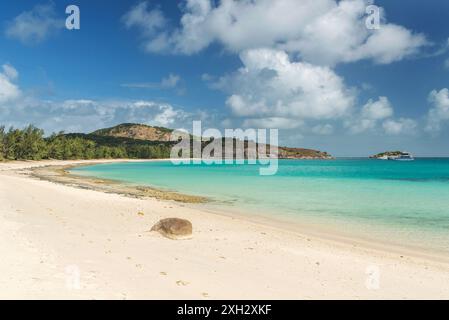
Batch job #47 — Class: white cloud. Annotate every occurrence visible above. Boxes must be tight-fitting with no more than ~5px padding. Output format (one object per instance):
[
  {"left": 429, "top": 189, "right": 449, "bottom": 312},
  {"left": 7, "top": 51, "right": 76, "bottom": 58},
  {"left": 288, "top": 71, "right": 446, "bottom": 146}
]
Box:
[
  {"left": 2, "top": 64, "right": 19, "bottom": 80},
  {"left": 121, "top": 73, "right": 181, "bottom": 90},
  {"left": 5, "top": 3, "right": 64, "bottom": 44},
  {"left": 347, "top": 24, "right": 427, "bottom": 64},
  {"left": 361, "top": 96, "right": 393, "bottom": 120},
  {"left": 126, "top": 0, "right": 427, "bottom": 66},
  {"left": 426, "top": 88, "right": 449, "bottom": 132},
  {"left": 216, "top": 48, "right": 355, "bottom": 129},
  {"left": 121, "top": 0, "right": 428, "bottom": 137},
  {"left": 346, "top": 96, "right": 397, "bottom": 134},
  {"left": 34, "top": 99, "right": 185, "bottom": 133},
  {"left": 242, "top": 117, "right": 302, "bottom": 129},
  {"left": 344, "top": 96, "right": 418, "bottom": 136},
  {"left": 382, "top": 118, "right": 417, "bottom": 135},
  {"left": 121, "top": 1, "right": 170, "bottom": 53},
  {"left": 161, "top": 73, "right": 181, "bottom": 88},
  {"left": 121, "top": 1, "right": 166, "bottom": 35},
  {"left": 0, "top": 64, "right": 191, "bottom": 133},
  {"left": 130, "top": 100, "right": 184, "bottom": 126},
  {"left": 1, "top": 96, "right": 188, "bottom": 134},
  {"left": 346, "top": 118, "right": 376, "bottom": 134},
  {"left": 311, "top": 124, "right": 334, "bottom": 135},
  {"left": 0, "top": 64, "right": 21, "bottom": 104},
  {"left": 281, "top": 2, "right": 426, "bottom": 65}
]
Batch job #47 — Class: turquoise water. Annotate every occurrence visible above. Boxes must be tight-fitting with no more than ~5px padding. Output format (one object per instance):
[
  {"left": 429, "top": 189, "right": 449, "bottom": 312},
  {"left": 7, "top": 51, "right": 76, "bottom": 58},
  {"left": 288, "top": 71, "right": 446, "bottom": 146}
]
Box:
[{"left": 72, "top": 159, "right": 449, "bottom": 252}]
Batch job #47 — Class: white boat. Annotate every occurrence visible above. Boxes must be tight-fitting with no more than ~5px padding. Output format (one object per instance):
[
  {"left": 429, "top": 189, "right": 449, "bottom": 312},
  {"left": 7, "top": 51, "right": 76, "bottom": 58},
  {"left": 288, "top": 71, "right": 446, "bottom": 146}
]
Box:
[{"left": 392, "top": 152, "right": 414, "bottom": 161}]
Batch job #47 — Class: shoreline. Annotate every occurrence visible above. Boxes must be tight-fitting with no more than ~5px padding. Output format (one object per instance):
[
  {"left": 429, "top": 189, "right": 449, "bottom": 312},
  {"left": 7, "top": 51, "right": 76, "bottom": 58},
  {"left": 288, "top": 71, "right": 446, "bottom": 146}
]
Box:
[
  {"left": 30, "top": 162, "right": 209, "bottom": 204},
  {"left": 201, "top": 204, "right": 449, "bottom": 266},
  {"left": 47, "top": 160, "right": 449, "bottom": 265},
  {"left": 1, "top": 159, "right": 449, "bottom": 299}
]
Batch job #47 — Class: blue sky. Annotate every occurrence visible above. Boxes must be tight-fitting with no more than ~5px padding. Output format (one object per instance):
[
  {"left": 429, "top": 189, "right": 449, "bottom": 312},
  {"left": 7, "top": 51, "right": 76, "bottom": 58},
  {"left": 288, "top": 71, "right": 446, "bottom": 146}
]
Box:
[{"left": 0, "top": 0, "right": 449, "bottom": 156}]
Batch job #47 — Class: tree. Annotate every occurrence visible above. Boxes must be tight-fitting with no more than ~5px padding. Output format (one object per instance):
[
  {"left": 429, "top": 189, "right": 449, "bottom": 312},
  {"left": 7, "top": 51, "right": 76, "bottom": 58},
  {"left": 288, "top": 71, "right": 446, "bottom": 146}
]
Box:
[
  {"left": 4, "top": 128, "right": 23, "bottom": 160},
  {"left": 0, "top": 126, "right": 5, "bottom": 160},
  {"left": 20, "top": 125, "right": 47, "bottom": 160},
  {"left": 47, "top": 133, "right": 65, "bottom": 159}
]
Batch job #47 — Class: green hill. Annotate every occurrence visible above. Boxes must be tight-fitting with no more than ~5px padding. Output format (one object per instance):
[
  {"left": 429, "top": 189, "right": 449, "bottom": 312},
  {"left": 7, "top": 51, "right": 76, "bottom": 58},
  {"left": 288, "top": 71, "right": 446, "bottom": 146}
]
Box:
[
  {"left": 92, "top": 123, "right": 174, "bottom": 142},
  {"left": 0, "top": 123, "right": 333, "bottom": 160}
]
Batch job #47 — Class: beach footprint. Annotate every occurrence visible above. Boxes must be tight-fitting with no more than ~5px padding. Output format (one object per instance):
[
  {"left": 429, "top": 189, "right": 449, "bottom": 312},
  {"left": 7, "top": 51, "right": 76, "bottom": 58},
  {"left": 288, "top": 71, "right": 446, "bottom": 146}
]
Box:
[{"left": 176, "top": 280, "right": 189, "bottom": 286}]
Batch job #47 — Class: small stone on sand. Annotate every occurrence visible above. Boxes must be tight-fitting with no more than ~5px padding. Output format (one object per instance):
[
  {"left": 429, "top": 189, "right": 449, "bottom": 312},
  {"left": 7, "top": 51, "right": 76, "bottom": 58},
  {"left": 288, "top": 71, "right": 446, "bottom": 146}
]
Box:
[{"left": 150, "top": 218, "right": 193, "bottom": 240}]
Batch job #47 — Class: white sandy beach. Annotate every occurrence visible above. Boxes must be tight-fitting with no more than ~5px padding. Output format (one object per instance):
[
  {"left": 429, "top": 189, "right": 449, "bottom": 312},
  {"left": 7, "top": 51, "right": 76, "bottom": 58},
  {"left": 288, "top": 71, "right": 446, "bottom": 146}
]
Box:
[{"left": 1, "top": 160, "right": 449, "bottom": 299}]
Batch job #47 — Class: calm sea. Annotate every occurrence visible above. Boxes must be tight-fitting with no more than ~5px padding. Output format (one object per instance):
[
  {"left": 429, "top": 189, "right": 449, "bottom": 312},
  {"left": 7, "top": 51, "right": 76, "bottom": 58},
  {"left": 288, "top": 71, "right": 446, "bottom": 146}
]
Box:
[{"left": 72, "top": 159, "right": 449, "bottom": 253}]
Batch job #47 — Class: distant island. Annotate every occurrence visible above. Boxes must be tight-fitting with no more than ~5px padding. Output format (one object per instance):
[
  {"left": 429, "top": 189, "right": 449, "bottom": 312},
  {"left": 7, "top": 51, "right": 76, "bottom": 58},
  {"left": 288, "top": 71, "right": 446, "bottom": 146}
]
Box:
[
  {"left": 0, "top": 123, "right": 333, "bottom": 161},
  {"left": 370, "top": 151, "right": 414, "bottom": 160}
]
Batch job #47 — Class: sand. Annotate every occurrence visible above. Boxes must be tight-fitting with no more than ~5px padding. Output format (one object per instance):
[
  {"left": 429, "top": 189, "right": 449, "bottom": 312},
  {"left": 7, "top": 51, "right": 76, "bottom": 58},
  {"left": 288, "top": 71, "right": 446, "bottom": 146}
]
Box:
[{"left": 1, "top": 159, "right": 449, "bottom": 299}]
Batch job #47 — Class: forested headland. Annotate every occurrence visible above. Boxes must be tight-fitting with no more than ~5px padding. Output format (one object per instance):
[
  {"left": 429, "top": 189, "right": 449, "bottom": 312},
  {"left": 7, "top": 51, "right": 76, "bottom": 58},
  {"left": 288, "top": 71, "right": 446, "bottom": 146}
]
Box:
[
  {"left": 0, "top": 123, "right": 332, "bottom": 161},
  {"left": 0, "top": 125, "right": 173, "bottom": 161}
]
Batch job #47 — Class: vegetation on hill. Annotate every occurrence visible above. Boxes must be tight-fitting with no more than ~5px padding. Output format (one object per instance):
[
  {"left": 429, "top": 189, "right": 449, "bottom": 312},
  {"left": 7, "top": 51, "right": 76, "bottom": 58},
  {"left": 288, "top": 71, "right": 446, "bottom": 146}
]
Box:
[
  {"left": 0, "top": 123, "right": 333, "bottom": 161},
  {"left": 369, "top": 151, "right": 404, "bottom": 159},
  {"left": 92, "top": 123, "right": 175, "bottom": 141},
  {"left": 278, "top": 146, "right": 332, "bottom": 159},
  {"left": 0, "top": 125, "right": 172, "bottom": 160}
]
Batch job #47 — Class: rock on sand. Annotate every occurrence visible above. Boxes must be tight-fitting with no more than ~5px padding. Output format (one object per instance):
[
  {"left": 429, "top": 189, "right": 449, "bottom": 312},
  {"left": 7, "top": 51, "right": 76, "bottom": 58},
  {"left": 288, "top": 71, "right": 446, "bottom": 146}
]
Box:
[{"left": 150, "top": 218, "right": 193, "bottom": 240}]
